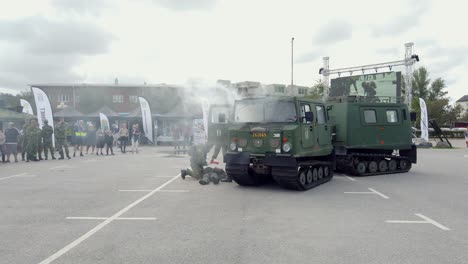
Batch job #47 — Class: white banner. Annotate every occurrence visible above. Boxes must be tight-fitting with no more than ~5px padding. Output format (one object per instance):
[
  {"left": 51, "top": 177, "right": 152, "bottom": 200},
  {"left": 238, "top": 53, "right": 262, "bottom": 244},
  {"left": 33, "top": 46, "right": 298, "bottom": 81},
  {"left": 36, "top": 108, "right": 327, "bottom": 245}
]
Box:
[
  {"left": 201, "top": 100, "right": 210, "bottom": 141},
  {"left": 20, "top": 99, "right": 34, "bottom": 115},
  {"left": 419, "top": 98, "right": 429, "bottom": 141},
  {"left": 138, "top": 97, "right": 153, "bottom": 143},
  {"left": 31, "top": 87, "right": 55, "bottom": 147},
  {"left": 99, "top": 113, "right": 110, "bottom": 133}
]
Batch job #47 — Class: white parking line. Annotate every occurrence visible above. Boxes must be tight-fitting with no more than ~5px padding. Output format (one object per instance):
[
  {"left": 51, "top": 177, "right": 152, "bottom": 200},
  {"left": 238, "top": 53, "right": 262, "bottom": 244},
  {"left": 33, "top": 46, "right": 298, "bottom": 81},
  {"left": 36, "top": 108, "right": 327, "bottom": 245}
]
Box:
[
  {"left": 66, "top": 217, "right": 156, "bottom": 220},
  {"left": 386, "top": 213, "right": 450, "bottom": 231},
  {"left": 49, "top": 165, "right": 74, "bottom": 170},
  {"left": 368, "top": 188, "right": 390, "bottom": 199},
  {"left": 119, "top": 190, "right": 152, "bottom": 192},
  {"left": 38, "top": 174, "right": 180, "bottom": 264},
  {"left": 119, "top": 189, "right": 189, "bottom": 193},
  {"left": 0, "top": 173, "right": 36, "bottom": 181},
  {"left": 415, "top": 213, "right": 451, "bottom": 231},
  {"left": 344, "top": 188, "right": 390, "bottom": 199},
  {"left": 346, "top": 176, "right": 356, "bottom": 181}
]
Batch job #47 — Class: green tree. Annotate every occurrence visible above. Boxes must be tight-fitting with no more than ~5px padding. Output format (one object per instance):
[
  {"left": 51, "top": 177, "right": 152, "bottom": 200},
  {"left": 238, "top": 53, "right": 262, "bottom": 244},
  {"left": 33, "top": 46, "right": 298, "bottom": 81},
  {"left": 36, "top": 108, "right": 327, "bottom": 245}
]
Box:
[
  {"left": 307, "top": 79, "right": 325, "bottom": 99},
  {"left": 428, "top": 78, "right": 448, "bottom": 101},
  {"left": 411, "top": 67, "right": 430, "bottom": 99},
  {"left": 409, "top": 66, "right": 461, "bottom": 127}
]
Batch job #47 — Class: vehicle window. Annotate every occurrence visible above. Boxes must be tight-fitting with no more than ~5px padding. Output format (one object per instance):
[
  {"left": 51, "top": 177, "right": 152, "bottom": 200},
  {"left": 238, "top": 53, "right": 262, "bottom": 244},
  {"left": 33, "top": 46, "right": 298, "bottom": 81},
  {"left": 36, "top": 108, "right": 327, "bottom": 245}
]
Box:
[
  {"left": 316, "top": 105, "right": 326, "bottom": 124},
  {"left": 301, "top": 104, "right": 311, "bottom": 123},
  {"left": 210, "top": 106, "right": 230, "bottom": 124},
  {"left": 234, "top": 99, "right": 297, "bottom": 123},
  {"left": 386, "top": 110, "right": 398, "bottom": 123},
  {"left": 364, "top": 109, "right": 377, "bottom": 123}
]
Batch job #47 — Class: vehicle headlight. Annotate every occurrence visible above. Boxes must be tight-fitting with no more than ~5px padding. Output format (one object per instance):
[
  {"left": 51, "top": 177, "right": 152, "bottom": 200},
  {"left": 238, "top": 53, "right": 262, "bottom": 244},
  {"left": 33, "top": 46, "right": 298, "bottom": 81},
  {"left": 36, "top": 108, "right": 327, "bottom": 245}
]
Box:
[
  {"left": 282, "top": 142, "right": 292, "bottom": 153},
  {"left": 230, "top": 142, "right": 237, "bottom": 151}
]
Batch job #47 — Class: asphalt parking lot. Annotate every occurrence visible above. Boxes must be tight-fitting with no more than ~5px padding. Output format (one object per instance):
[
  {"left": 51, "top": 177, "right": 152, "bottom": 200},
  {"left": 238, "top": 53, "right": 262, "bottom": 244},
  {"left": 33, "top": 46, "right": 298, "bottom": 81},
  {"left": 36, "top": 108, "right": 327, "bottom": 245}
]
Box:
[{"left": 0, "top": 146, "right": 467, "bottom": 264}]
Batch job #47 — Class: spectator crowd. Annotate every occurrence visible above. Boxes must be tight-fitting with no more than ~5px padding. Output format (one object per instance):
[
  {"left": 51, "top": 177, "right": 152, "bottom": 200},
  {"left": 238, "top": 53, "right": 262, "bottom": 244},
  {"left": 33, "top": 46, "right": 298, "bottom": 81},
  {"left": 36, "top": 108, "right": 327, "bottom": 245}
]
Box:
[{"left": 0, "top": 119, "right": 143, "bottom": 164}]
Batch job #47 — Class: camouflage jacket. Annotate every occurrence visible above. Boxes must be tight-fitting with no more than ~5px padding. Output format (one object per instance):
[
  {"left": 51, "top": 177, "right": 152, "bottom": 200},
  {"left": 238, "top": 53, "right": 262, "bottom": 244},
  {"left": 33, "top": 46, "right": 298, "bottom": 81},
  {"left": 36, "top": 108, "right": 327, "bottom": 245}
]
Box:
[
  {"left": 55, "top": 123, "right": 68, "bottom": 141},
  {"left": 41, "top": 124, "right": 54, "bottom": 143}
]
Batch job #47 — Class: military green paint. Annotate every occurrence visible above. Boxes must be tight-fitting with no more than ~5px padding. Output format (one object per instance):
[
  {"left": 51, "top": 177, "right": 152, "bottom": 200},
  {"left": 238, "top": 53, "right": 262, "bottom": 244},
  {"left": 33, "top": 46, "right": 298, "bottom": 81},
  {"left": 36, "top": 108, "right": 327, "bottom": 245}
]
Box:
[{"left": 328, "top": 101, "right": 412, "bottom": 150}]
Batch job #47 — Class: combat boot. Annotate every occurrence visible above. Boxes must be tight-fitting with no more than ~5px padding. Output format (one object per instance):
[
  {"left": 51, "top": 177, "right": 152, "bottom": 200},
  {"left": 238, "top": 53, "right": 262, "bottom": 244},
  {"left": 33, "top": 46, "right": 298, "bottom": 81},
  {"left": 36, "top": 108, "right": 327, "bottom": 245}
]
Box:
[
  {"left": 199, "top": 173, "right": 211, "bottom": 185},
  {"left": 38, "top": 156, "right": 43, "bottom": 160},
  {"left": 52, "top": 156, "right": 56, "bottom": 160},
  {"left": 45, "top": 156, "right": 48, "bottom": 160},
  {"left": 67, "top": 155, "right": 71, "bottom": 159},
  {"left": 181, "top": 170, "right": 187, "bottom": 180},
  {"left": 59, "top": 155, "right": 64, "bottom": 160}
]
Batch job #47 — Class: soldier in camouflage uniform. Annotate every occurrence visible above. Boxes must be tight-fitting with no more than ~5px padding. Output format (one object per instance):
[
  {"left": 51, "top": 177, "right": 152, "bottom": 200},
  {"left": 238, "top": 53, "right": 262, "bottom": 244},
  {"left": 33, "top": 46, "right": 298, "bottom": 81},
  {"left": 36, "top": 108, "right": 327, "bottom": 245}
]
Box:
[
  {"left": 181, "top": 144, "right": 231, "bottom": 185},
  {"left": 20, "top": 121, "right": 30, "bottom": 161},
  {"left": 25, "top": 119, "right": 40, "bottom": 162},
  {"left": 41, "top": 120, "right": 56, "bottom": 160},
  {"left": 55, "top": 118, "right": 71, "bottom": 160}
]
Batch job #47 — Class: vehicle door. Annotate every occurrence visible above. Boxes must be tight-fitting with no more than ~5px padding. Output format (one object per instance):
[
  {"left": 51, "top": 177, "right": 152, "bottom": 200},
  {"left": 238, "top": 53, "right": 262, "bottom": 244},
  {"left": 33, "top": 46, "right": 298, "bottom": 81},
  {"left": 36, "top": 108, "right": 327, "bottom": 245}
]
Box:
[{"left": 299, "top": 102, "right": 316, "bottom": 148}]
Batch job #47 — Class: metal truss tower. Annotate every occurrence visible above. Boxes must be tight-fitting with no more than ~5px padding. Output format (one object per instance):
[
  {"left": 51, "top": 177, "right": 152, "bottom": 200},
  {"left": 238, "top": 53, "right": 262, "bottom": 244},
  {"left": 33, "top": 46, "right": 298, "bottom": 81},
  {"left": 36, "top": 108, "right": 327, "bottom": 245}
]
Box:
[{"left": 320, "top": 43, "right": 419, "bottom": 110}]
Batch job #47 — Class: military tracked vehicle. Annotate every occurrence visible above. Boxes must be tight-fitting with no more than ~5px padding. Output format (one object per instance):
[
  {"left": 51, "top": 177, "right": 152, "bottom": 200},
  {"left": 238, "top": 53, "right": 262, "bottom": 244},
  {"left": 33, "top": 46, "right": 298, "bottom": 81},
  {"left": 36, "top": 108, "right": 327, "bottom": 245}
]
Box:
[
  {"left": 223, "top": 97, "right": 335, "bottom": 190},
  {"left": 221, "top": 95, "right": 417, "bottom": 191},
  {"left": 327, "top": 96, "right": 417, "bottom": 176}
]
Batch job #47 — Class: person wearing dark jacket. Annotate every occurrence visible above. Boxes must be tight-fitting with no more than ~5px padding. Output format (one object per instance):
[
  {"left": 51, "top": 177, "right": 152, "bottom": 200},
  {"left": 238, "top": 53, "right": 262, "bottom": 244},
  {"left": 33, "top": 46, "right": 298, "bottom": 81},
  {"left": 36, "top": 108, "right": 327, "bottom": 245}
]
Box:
[{"left": 104, "top": 128, "right": 114, "bottom": 155}]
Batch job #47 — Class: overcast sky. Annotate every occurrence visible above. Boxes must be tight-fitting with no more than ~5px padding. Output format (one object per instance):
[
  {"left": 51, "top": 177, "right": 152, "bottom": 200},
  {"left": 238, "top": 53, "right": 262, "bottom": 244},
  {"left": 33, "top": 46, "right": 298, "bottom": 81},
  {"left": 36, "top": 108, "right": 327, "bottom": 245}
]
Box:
[{"left": 0, "top": 0, "right": 467, "bottom": 101}]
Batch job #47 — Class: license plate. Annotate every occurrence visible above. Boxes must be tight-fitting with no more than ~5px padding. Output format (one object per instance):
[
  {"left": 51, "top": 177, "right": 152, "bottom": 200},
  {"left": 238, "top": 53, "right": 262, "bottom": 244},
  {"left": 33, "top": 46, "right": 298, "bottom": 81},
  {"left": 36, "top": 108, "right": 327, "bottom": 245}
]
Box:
[{"left": 252, "top": 132, "right": 267, "bottom": 138}]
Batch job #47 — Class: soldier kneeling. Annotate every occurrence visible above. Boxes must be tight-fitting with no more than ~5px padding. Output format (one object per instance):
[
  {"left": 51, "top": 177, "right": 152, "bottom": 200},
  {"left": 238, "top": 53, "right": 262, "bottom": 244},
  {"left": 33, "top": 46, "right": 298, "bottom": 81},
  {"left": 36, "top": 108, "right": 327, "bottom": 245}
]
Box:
[{"left": 181, "top": 145, "right": 231, "bottom": 185}]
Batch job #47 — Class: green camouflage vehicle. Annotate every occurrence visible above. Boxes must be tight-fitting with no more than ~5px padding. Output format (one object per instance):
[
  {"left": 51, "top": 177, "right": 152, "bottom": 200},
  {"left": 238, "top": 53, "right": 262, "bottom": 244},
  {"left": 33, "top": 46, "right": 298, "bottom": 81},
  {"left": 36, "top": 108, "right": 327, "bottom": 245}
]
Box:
[
  {"left": 224, "top": 96, "right": 335, "bottom": 190},
  {"left": 327, "top": 96, "right": 417, "bottom": 176},
  {"left": 223, "top": 95, "right": 417, "bottom": 191}
]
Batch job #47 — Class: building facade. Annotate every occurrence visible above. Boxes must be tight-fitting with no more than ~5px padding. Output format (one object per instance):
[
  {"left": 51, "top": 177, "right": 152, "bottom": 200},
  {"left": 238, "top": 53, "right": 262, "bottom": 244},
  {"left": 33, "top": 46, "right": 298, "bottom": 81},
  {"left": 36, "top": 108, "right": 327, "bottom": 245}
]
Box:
[
  {"left": 29, "top": 83, "right": 181, "bottom": 114},
  {"left": 455, "top": 95, "right": 468, "bottom": 116}
]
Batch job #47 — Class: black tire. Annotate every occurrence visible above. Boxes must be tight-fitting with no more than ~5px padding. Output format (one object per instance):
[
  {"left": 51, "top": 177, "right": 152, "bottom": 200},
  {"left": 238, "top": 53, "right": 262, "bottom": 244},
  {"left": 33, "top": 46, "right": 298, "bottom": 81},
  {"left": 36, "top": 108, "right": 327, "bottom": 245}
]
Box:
[
  {"left": 388, "top": 159, "right": 397, "bottom": 171},
  {"left": 378, "top": 160, "right": 388, "bottom": 172},
  {"left": 299, "top": 170, "right": 307, "bottom": 187},
  {"left": 399, "top": 159, "right": 410, "bottom": 170},
  {"left": 306, "top": 169, "right": 313, "bottom": 184},
  {"left": 312, "top": 168, "right": 318, "bottom": 181},
  {"left": 368, "top": 161, "right": 378, "bottom": 173},
  {"left": 318, "top": 166, "right": 324, "bottom": 179},
  {"left": 356, "top": 162, "right": 366, "bottom": 175}
]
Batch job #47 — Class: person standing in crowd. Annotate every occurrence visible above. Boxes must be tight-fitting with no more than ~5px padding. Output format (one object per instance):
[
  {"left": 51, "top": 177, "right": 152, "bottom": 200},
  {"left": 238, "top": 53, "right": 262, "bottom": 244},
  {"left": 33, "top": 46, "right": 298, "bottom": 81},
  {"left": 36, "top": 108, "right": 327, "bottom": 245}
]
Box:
[
  {"left": 20, "top": 121, "right": 30, "bottom": 161},
  {"left": 105, "top": 128, "right": 115, "bottom": 155},
  {"left": 183, "top": 121, "right": 192, "bottom": 150},
  {"left": 4, "top": 122, "right": 20, "bottom": 162},
  {"left": 96, "top": 128, "right": 105, "bottom": 155},
  {"left": 37, "top": 122, "right": 44, "bottom": 161},
  {"left": 172, "top": 124, "right": 181, "bottom": 152},
  {"left": 41, "top": 120, "right": 56, "bottom": 160},
  {"left": 25, "top": 119, "right": 40, "bottom": 162},
  {"left": 465, "top": 130, "right": 468, "bottom": 148},
  {"left": 131, "top": 123, "right": 141, "bottom": 154},
  {"left": 118, "top": 123, "right": 129, "bottom": 153},
  {"left": 73, "top": 120, "right": 86, "bottom": 157},
  {"left": 86, "top": 124, "right": 96, "bottom": 155},
  {"left": 0, "top": 129, "right": 5, "bottom": 163},
  {"left": 112, "top": 124, "right": 119, "bottom": 146},
  {"left": 55, "top": 118, "right": 71, "bottom": 160}
]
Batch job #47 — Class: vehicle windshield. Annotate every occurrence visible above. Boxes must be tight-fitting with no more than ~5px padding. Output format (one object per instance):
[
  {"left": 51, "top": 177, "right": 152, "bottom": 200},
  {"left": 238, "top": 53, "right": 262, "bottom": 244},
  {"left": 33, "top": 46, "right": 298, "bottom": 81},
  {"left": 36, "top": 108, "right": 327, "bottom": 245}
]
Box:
[{"left": 233, "top": 99, "right": 297, "bottom": 123}]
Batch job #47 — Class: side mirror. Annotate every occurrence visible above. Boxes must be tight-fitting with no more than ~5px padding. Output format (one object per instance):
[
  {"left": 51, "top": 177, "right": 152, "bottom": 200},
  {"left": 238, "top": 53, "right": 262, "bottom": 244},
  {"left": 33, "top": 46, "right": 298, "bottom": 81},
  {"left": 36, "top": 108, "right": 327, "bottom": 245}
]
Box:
[
  {"left": 410, "top": 111, "right": 417, "bottom": 122},
  {"left": 218, "top": 113, "right": 226, "bottom": 123},
  {"left": 305, "top": 111, "right": 314, "bottom": 122}
]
